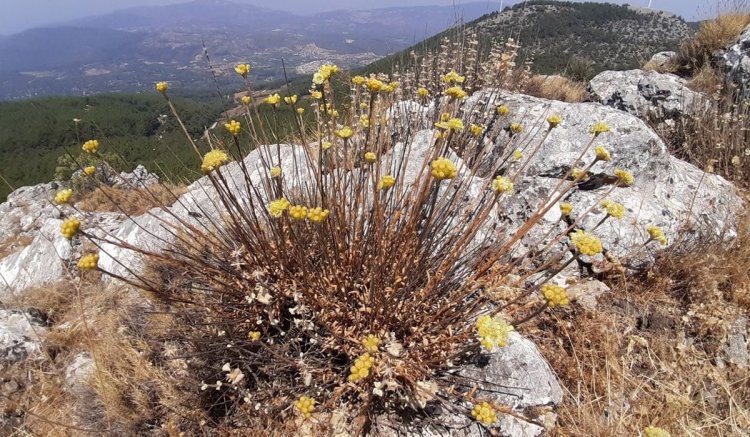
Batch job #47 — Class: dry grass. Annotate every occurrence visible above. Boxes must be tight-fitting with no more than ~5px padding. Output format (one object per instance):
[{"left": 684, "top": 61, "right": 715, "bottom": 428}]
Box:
[
  {"left": 534, "top": 211, "right": 750, "bottom": 436},
  {"left": 0, "top": 234, "right": 34, "bottom": 259},
  {"left": 524, "top": 75, "right": 588, "bottom": 103},
  {"left": 673, "top": 13, "right": 750, "bottom": 75},
  {"left": 77, "top": 183, "right": 186, "bottom": 215}
]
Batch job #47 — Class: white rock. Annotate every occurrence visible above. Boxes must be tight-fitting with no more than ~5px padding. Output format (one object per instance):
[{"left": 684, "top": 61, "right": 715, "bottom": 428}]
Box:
[{"left": 0, "top": 309, "right": 46, "bottom": 362}]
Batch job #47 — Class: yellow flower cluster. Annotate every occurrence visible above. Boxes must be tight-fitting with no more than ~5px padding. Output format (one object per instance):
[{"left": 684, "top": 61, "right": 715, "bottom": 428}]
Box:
[
  {"left": 417, "top": 87, "right": 429, "bottom": 98},
  {"left": 571, "top": 168, "right": 589, "bottom": 181},
  {"left": 570, "top": 230, "right": 603, "bottom": 256},
  {"left": 362, "top": 334, "right": 380, "bottom": 353},
  {"left": 496, "top": 105, "right": 510, "bottom": 116},
  {"left": 234, "top": 63, "right": 251, "bottom": 77},
  {"left": 541, "top": 284, "right": 570, "bottom": 307},
  {"left": 322, "top": 141, "right": 332, "bottom": 151},
  {"left": 435, "top": 118, "right": 464, "bottom": 132},
  {"left": 335, "top": 126, "right": 354, "bottom": 139},
  {"left": 201, "top": 150, "right": 229, "bottom": 173},
  {"left": 307, "top": 207, "right": 330, "bottom": 223},
  {"left": 296, "top": 108, "right": 305, "bottom": 115},
  {"left": 547, "top": 114, "right": 562, "bottom": 128},
  {"left": 348, "top": 352, "right": 375, "bottom": 382},
  {"left": 224, "top": 120, "right": 241, "bottom": 136},
  {"left": 284, "top": 95, "right": 298, "bottom": 105},
  {"left": 442, "top": 71, "right": 465, "bottom": 84},
  {"left": 476, "top": 315, "right": 514, "bottom": 351},
  {"left": 359, "top": 114, "right": 370, "bottom": 128},
  {"left": 270, "top": 166, "right": 282, "bottom": 178},
  {"left": 311, "top": 90, "right": 322, "bottom": 100},
  {"left": 614, "top": 168, "right": 634, "bottom": 186},
  {"left": 55, "top": 189, "right": 73, "bottom": 204},
  {"left": 644, "top": 426, "right": 671, "bottom": 437},
  {"left": 470, "top": 124, "right": 484, "bottom": 137},
  {"left": 590, "top": 121, "right": 610, "bottom": 135},
  {"left": 265, "top": 93, "right": 281, "bottom": 106},
  {"left": 267, "top": 198, "right": 290, "bottom": 218},
  {"left": 471, "top": 401, "right": 497, "bottom": 425},
  {"left": 381, "top": 81, "right": 398, "bottom": 93},
  {"left": 559, "top": 202, "right": 573, "bottom": 216},
  {"left": 431, "top": 158, "right": 457, "bottom": 180},
  {"left": 352, "top": 75, "right": 366, "bottom": 85},
  {"left": 83, "top": 166, "right": 96, "bottom": 176},
  {"left": 378, "top": 175, "right": 396, "bottom": 190},
  {"left": 365, "top": 78, "right": 384, "bottom": 93},
  {"left": 294, "top": 396, "right": 316, "bottom": 419},
  {"left": 647, "top": 226, "right": 668, "bottom": 245},
  {"left": 595, "top": 145, "right": 611, "bottom": 161},
  {"left": 289, "top": 205, "right": 308, "bottom": 221},
  {"left": 155, "top": 81, "right": 168, "bottom": 94},
  {"left": 512, "top": 149, "right": 523, "bottom": 161},
  {"left": 510, "top": 123, "right": 523, "bottom": 134},
  {"left": 313, "top": 64, "right": 339, "bottom": 84},
  {"left": 82, "top": 139, "right": 99, "bottom": 154},
  {"left": 77, "top": 253, "right": 99, "bottom": 270},
  {"left": 241, "top": 95, "right": 252, "bottom": 106},
  {"left": 248, "top": 331, "right": 261, "bottom": 341},
  {"left": 491, "top": 176, "right": 514, "bottom": 194},
  {"left": 60, "top": 217, "right": 80, "bottom": 240},
  {"left": 600, "top": 199, "right": 625, "bottom": 219},
  {"left": 364, "top": 152, "right": 377, "bottom": 163},
  {"left": 444, "top": 86, "right": 467, "bottom": 99}
]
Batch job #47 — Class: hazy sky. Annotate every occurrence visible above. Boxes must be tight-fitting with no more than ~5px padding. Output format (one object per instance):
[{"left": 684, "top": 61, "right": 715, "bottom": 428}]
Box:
[{"left": 0, "top": 0, "right": 714, "bottom": 35}]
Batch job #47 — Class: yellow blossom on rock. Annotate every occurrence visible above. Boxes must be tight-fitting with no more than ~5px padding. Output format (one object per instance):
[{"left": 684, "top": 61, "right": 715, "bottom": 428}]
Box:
[
  {"left": 364, "top": 151, "right": 377, "bottom": 163},
  {"left": 431, "top": 157, "right": 457, "bottom": 180},
  {"left": 284, "top": 95, "right": 298, "bottom": 105},
  {"left": 417, "top": 87, "right": 429, "bottom": 98},
  {"left": 201, "top": 149, "right": 229, "bottom": 173},
  {"left": 248, "top": 331, "right": 261, "bottom": 341},
  {"left": 267, "top": 198, "right": 290, "bottom": 218},
  {"left": 155, "top": 81, "right": 168, "bottom": 94},
  {"left": 294, "top": 396, "right": 316, "bottom": 419},
  {"left": 600, "top": 199, "right": 625, "bottom": 219},
  {"left": 77, "top": 253, "right": 99, "bottom": 270},
  {"left": 496, "top": 105, "right": 510, "bottom": 116},
  {"left": 234, "top": 63, "right": 251, "bottom": 77},
  {"left": 476, "top": 315, "right": 514, "bottom": 351},
  {"left": 541, "top": 284, "right": 569, "bottom": 307},
  {"left": 547, "top": 114, "right": 562, "bottom": 128},
  {"left": 435, "top": 118, "right": 464, "bottom": 132},
  {"left": 590, "top": 121, "right": 610, "bottom": 136},
  {"left": 365, "top": 78, "right": 384, "bottom": 93},
  {"left": 351, "top": 75, "right": 366, "bottom": 86},
  {"left": 265, "top": 93, "right": 281, "bottom": 106},
  {"left": 491, "top": 176, "right": 514, "bottom": 194},
  {"left": 595, "top": 145, "right": 611, "bottom": 161},
  {"left": 644, "top": 426, "right": 671, "bottom": 437},
  {"left": 362, "top": 334, "right": 380, "bottom": 353},
  {"left": 308, "top": 207, "right": 330, "bottom": 223},
  {"left": 444, "top": 86, "right": 467, "bottom": 99},
  {"left": 241, "top": 95, "right": 252, "bottom": 106},
  {"left": 55, "top": 189, "right": 73, "bottom": 204},
  {"left": 348, "top": 352, "right": 375, "bottom": 382},
  {"left": 82, "top": 139, "right": 99, "bottom": 154},
  {"left": 60, "top": 217, "right": 81, "bottom": 240},
  {"left": 335, "top": 126, "right": 354, "bottom": 139},
  {"left": 470, "top": 124, "right": 484, "bottom": 137},
  {"left": 321, "top": 141, "right": 332, "bottom": 151},
  {"left": 378, "top": 175, "right": 396, "bottom": 190},
  {"left": 614, "top": 168, "right": 634, "bottom": 186},
  {"left": 570, "top": 230, "right": 603, "bottom": 256},
  {"left": 442, "top": 71, "right": 465, "bottom": 84},
  {"left": 510, "top": 123, "right": 523, "bottom": 134},
  {"left": 311, "top": 90, "right": 322, "bottom": 100},
  {"left": 647, "top": 226, "right": 668, "bottom": 245},
  {"left": 289, "top": 205, "right": 308, "bottom": 221},
  {"left": 512, "top": 149, "right": 523, "bottom": 161},
  {"left": 83, "top": 166, "right": 96, "bottom": 176},
  {"left": 471, "top": 401, "right": 497, "bottom": 426},
  {"left": 571, "top": 167, "right": 589, "bottom": 181},
  {"left": 224, "top": 120, "right": 241, "bottom": 136},
  {"left": 559, "top": 202, "right": 573, "bottom": 216},
  {"left": 359, "top": 115, "right": 370, "bottom": 128},
  {"left": 270, "top": 166, "right": 282, "bottom": 178}
]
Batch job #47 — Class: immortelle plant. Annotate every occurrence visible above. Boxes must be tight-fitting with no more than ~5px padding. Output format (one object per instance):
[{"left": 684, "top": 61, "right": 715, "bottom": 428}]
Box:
[{"left": 57, "top": 54, "right": 666, "bottom": 434}]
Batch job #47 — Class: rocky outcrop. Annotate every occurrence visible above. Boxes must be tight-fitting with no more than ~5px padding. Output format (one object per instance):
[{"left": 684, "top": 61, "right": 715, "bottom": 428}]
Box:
[
  {"left": 0, "top": 310, "right": 46, "bottom": 362},
  {"left": 588, "top": 69, "right": 702, "bottom": 121},
  {"left": 646, "top": 51, "right": 677, "bottom": 70},
  {"left": 714, "top": 23, "right": 750, "bottom": 97}
]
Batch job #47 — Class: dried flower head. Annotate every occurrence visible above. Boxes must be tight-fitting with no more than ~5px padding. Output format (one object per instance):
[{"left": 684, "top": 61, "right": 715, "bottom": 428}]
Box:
[
  {"left": 571, "top": 167, "right": 589, "bottom": 181},
  {"left": 284, "top": 95, "right": 298, "bottom": 105},
  {"left": 335, "top": 126, "right": 354, "bottom": 139},
  {"left": 348, "top": 353, "right": 375, "bottom": 382},
  {"left": 366, "top": 78, "right": 384, "bottom": 93},
  {"left": 442, "top": 71, "right": 465, "bottom": 84},
  {"left": 82, "top": 139, "right": 99, "bottom": 154},
  {"left": 313, "top": 64, "right": 339, "bottom": 84},
  {"left": 296, "top": 107, "right": 305, "bottom": 115},
  {"left": 613, "top": 168, "right": 634, "bottom": 186},
  {"left": 60, "top": 217, "right": 81, "bottom": 240},
  {"left": 234, "top": 63, "right": 251, "bottom": 77},
  {"left": 590, "top": 121, "right": 610, "bottom": 136},
  {"left": 416, "top": 87, "right": 429, "bottom": 98},
  {"left": 307, "top": 207, "right": 330, "bottom": 223},
  {"left": 600, "top": 199, "right": 625, "bottom": 219},
  {"left": 570, "top": 230, "right": 603, "bottom": 256},
  {"left": 78, "top": 253, "right": 99, "bottom": 270},
  {"left": 364, "top": 152, "right": 377, "bottom": 163},
  {"left": 311, "top": 91, "right": 322, "bottom": 100},
  {"left": 430, "top": 158, "right": 457, "bottom": 180},
  {"left": 644, "top": 426, "right": 671, "bottom": 437},
  {"left": 471, "top": 401, "right": 497, "bottom": 425},
  {"left": 378, "top": 175, "right": 396, "bottom": 190},
  {"left": 435, "top": 118, "right": 464, "bottom": 132},
  {"left": 321, "top": 141, "right": 332, "bottom": 150},
  {"left": 559, "top": 202, "right": 573, "bottom": 216},
  {"left": 224, "top": 120, "right": 241, "bottom": 136},
  {"left": 155, "top": 81, "right": 168, "bottom": 94},
  {"left": 294, "top": 396, "right": 316, "bottom": 419},
  {"left": 547, "top": 114, "right": 562, "bottom": 128},
  {"left": 362, "top": 334, "right": 381, "bottom": 353},
  {"left": 496, "top": 105, "right": 510, "bottom": 116},
  {"left": 595, "top": 145, "right": 611, "bottom": 161},
  {"left": 270, "top": 166, "right": 282, "bottom": 178},
  {"left": 241, "top": 95, "right": 252, "bottom": 106},
  {"left": 541, "top": 284, "right": 570, "bottom": 307},
  {"left": 512, "top": 149, "right": 523, "bottom": 161},
  {"left": 267, "top": 198, "right": 290, "bottom": 218},
  {"left": 55, "top": 189, "right": 73, "bottom": 204},
  {"left": 491, "top": 176, "right": 514, "bottom": 194},
  {"left": 476, "top": 315, "right": 514, "bottom": 351},
  {"left": 470, "top": 124, "right": 484, "bottom": 137},
  {"left": 265, "top": 93, "right": 281, "bottom": 106},
  {"left": 647, "top": 226, "right": 668, "bottom": 245},
  {"left": 510, "top": 123, "right": 523, "bottom": 134},
  {"left": 359, "top": 115, "right": 370, "bottom": 128},
  {"left": 351, "top": 75, "right": 366, "bottom": 86},
  {"left": 444, "top": 86, "right": 467, "bottom": 99},
  {"left": 83, "top": 166, "right": 96, "bottom": 176},
  {"left": 289, "top": 205, "right": 308, "bottom": 221},
  {"left": 248, "top": 331, "right": 261, "bottom": 341},
  {"left": 201, "top": 149, "right": 229, "bottom": 173}
]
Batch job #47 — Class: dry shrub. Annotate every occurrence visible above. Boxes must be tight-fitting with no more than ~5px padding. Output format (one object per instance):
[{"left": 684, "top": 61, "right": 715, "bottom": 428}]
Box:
[
  {"left": 0, "top": 234, "right": 34, "bottom": 258},
  {"left": 525, "top": 75, "right": 588, "bottom": 103},
  {"left": 77, "top": 183, "right": 186, "bottom": 215},
  {"left": 674, "top": 13, "right": 750, "bottom": 75},
  {"left": 537, "top": 212, "right": 750, "bottom": 436}
]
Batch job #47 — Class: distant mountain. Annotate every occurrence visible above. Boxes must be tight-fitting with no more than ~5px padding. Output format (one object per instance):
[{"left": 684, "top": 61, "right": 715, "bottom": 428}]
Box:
[
  {"left": 364, "top": 1, "right": 693, "bottom": 79},
  {"left": 0, "top": 0, "right": 494, "bottom": 100}
]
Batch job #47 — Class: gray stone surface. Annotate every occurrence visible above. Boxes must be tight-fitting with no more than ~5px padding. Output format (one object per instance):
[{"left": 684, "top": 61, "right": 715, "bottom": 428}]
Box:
[
  {"left": 588, "top": 69, "right": 702, "bottom": 120},
  {"left": 647, "top": 51, "right": 677, "bottom": 70},
  {"left": 715, "top": 24, "right": 750, "bottom": 97},
  {"left": 725, "top": 316, "right": 748, "bottom": 367},
  {"left": 0, "top": 309, "right": 46, "bottom": 362}
]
